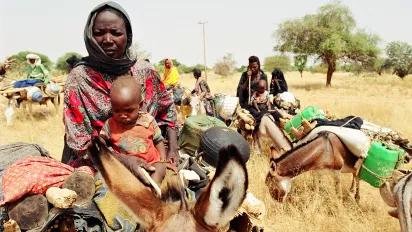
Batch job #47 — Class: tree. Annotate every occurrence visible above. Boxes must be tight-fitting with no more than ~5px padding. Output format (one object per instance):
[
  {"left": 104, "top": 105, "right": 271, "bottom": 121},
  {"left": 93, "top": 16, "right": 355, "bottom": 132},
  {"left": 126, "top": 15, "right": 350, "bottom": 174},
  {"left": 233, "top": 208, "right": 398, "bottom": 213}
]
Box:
[
  {"left": 274, "top": 0, "right": 380, "bottom": 86},
  {"left": 294, "top": 55, "right": 308, "bottom": 77},
  {"left": 385, "top": 41, "right": 412, "bottom": 78},
  {"left": 55, "top": 52, "right": 83, "bottom": 72},
  {"left": 263, "top": 55, "right": 291, "bottom": 73},
  {"left": 214, "top": 53, "right": 237, "bottom": 77},
  {"left": 371, "top": 57, "right": 389, "bottom": 76},
  {"left": 236, "top": 65, "right": 247, "bottom": 73},
  {"left": 8, "top": 51, "right": 53, "bottom": 77},
  {"left": 129, "top": 41, "right": 151, "bottom": 61}
]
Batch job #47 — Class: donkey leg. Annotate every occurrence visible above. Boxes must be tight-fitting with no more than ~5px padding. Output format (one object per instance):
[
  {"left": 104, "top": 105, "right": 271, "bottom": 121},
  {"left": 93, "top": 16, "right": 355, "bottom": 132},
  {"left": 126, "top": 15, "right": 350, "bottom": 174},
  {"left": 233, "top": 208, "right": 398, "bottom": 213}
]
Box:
[
  {"left": 354, "top": 175, "right": 361, "bottom": 203},
  {"left": 53, "top": 96, "right": 59, "bottom": 116},
  {"left": 28, "top": 102, "right": 34, "bottom": 121},
  {"left": 312, "top": 171, "right": 322, "bottom": 196},
  {"left": 333, "top": 171, "right": 343, "bottom": 201},
  {"left": 252, "top": 132, "right": 262, "bottom": 156}
]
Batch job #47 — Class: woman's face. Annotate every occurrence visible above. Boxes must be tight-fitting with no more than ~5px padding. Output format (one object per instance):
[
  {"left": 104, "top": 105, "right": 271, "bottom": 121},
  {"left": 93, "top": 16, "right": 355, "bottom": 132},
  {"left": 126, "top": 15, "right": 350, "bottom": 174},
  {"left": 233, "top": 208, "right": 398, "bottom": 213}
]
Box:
[
  {"left": 165, "top": 59, "right": 172, "bottom": 69},
  {"left": 93, "top": 10, "right": 127, "bottom": 59},
  {"left": 249, "top": 62, "right": 259, "bottom": 75}
]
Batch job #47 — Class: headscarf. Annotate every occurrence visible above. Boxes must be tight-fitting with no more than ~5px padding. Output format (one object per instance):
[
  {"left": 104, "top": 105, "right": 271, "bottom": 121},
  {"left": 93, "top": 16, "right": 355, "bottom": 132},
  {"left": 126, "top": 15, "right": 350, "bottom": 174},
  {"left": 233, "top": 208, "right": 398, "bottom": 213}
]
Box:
[
  {"left": 77, "top": 1, "right": 136, "bottom": 76},
  {"left": 163, "top": 58, "right": 179, "bottom": 86},
  {"left": 26, "top": 54, "right": 41, "bottom": 67}
]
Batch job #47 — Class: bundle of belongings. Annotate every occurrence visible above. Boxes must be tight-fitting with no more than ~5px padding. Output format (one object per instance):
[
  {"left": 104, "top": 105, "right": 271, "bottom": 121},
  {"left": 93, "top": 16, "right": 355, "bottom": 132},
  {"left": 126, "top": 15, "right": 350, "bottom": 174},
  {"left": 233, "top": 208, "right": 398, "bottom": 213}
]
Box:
[
  {"left": 0, "top": 151, "right": 97, "bottom": 231},
  {"left": 272, "top": 92, "right": 301, "bottom": 115}
]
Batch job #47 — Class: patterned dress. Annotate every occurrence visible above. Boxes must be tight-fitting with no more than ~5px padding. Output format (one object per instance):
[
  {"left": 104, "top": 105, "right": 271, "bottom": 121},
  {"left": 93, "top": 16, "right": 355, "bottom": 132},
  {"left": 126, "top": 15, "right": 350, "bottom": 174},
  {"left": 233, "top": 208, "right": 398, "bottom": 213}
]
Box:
[{"left": 64, "top": 61, "right": 178, "bottom": 167}]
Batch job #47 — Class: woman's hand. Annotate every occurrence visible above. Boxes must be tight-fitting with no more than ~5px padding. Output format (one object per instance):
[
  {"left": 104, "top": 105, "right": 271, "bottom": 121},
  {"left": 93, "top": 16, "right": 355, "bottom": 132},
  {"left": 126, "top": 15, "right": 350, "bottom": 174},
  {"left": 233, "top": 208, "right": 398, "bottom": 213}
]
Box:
[
  {"left": 114, "top": 153, "right": 157, "bottom": 187},
  {"left": 166, "top": 127, "right": 181, "bottom": 167},
  {"left": 247, "top": 69, "right": 252, "bottom": 78}
]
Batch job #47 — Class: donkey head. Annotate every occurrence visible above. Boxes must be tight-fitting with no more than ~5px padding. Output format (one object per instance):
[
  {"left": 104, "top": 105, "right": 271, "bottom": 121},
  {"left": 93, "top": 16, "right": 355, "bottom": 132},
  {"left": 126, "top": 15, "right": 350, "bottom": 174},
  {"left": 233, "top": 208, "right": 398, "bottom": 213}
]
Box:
[
  {"left": 265, "top": 158, "right": 291, "bottom": 202},
  {"left": 88, "top": 137, "right": 248, "bottom": 232},
  {"left": 190, "top": 95, "right": 201, "bottom": 116}
]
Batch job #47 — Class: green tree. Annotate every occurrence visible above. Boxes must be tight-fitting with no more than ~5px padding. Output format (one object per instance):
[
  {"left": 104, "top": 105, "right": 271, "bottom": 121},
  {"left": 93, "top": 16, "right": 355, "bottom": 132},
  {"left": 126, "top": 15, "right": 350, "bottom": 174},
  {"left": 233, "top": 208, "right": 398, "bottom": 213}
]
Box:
[
  {"left": 214, "top": 53, "right": 237, "bottom": 77},
  {"left": 372, "top": 57, "right": 389, "bottom": 76},
  {"left": 55, "top": 52, "right": 83, "bottom": 72},
  {"left": 294, "top": 55, "right": 308, "bottom": 77},
  {"left": 8, "top": 51, "right": 53, "bottom": 78},
  {"left": 263, "top": 55, "right": 291, "bottom": 73},
  {"left": 236, "top": 65, "right": 247, "bottom": 73},
  {"left": 274, "top": 0, "right": 380, "bottom": 86},
  {"left": 385, "top": 41, "right": 412, "bottom": 78}
]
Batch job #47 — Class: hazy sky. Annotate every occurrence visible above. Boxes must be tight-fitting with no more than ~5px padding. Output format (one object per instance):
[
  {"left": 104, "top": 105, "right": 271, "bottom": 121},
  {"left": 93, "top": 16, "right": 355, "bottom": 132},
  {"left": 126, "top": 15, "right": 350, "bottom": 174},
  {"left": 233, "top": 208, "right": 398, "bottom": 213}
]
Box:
[{"left": 1, "top": 0, "right": 411, "bottom": 67}]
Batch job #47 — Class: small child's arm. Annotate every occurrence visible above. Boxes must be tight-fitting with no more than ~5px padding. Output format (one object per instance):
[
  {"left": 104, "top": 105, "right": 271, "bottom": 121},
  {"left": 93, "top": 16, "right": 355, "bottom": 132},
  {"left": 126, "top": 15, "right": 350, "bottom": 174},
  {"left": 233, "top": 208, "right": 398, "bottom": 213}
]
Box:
[{"left": 253, "top": 100, "right": 260, "bottom": 112}]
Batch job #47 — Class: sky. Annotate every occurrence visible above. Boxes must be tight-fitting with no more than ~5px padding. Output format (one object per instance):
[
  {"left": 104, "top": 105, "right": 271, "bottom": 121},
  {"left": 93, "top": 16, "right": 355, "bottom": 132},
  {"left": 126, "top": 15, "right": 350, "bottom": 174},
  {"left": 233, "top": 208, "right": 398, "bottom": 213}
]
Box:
[{"left": 1, "top": 0, "right": 412, "bottom": 67}]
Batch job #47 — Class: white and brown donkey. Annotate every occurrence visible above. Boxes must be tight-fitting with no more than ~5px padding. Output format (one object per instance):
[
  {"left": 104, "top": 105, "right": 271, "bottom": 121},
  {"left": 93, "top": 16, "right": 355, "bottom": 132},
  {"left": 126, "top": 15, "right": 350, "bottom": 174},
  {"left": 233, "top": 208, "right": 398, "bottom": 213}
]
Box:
[{"left": 88, "top": 137, "right": 248, "bottom": 232}]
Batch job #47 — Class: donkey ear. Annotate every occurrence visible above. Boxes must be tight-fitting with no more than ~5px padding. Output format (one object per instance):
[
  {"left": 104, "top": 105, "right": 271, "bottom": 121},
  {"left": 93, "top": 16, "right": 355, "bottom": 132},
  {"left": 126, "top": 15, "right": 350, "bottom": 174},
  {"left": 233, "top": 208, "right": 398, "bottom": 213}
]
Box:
[
  {"left": 88, "top": 137, "right": 165, "bottom": 228},
  {"left": 194, "top": 145, "right": 248, "bottom": 229}
]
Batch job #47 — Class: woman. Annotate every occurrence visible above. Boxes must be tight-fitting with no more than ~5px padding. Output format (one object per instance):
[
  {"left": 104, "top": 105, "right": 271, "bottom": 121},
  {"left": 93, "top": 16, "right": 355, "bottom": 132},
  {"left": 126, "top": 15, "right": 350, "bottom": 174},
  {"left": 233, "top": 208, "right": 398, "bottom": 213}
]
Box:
[
  {"left": 269, "top": 68, "right": 288, "bottom": 96},
  {"left": 162, "top": 58, "right": 179, "bottom": 88},
  {"left": 62, "top": 2, "right": 179, "bottom": 168},
  {"left": 236, "top": 56, "right": 268, "bottom": 110},
  {"left": 236, "top": 56, "right": 284, "bottom": 127}
]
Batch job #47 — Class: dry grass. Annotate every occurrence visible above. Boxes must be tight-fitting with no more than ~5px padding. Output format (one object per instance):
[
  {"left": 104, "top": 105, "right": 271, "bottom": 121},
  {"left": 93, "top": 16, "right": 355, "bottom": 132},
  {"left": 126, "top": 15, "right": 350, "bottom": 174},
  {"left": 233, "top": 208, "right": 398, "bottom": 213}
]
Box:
[{"left": 1, "top": 71, "right": 411, "bottom": 231}]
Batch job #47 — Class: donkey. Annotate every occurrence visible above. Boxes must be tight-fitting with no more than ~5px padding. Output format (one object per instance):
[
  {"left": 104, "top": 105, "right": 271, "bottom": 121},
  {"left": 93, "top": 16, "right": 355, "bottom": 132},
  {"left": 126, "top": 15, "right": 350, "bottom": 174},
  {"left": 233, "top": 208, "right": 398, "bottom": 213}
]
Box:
[
  {"left": 88, "top": 137, "right": 248, "bottom": 232},
  {"left": 189, "top": 94, "right": 206, "bottom": 116},
  {"left": 265, "top": 131, "right": 360, "bottom": 202},
  {"left": 380, "top": 171, "right": 412, "bottom": 232}
]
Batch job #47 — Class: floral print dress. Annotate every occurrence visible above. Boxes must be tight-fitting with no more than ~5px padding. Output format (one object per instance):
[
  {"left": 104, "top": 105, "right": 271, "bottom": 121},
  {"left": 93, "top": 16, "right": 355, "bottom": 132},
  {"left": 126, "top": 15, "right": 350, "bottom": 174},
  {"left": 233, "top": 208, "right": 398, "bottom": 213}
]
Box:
[{"left": 64, "top": 61, "right": 178, "bottom": 167}]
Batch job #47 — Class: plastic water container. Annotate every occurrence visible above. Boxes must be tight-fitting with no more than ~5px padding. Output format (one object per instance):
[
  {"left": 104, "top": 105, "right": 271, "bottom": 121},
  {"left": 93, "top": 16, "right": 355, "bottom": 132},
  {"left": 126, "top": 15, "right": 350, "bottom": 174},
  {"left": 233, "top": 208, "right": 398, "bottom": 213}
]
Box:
[
  {"left": 45, "top": 83, "right": 61, "bottom": 97},
  {"left": 284, "top": 106, "right": 325, "bottom": 140},
  {"left": 27, "top": 86, "right": 43, "bottom": 102},
  {"left": 360, "top": 142, "right": 405, "bottom": 188}
]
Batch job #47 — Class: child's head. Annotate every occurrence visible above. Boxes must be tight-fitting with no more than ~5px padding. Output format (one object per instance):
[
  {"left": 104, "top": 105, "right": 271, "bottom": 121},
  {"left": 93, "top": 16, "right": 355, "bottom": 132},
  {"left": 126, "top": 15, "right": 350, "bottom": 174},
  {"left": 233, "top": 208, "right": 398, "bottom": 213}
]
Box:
[
  {"left": 257, "top": 79, "right": 266, "bottom": 93},
  {"left": 110, "top": 76, "right": 142, "bottom": 125},
  {"left": 193, "top": 68, "right": 201, "bottom": 79}
]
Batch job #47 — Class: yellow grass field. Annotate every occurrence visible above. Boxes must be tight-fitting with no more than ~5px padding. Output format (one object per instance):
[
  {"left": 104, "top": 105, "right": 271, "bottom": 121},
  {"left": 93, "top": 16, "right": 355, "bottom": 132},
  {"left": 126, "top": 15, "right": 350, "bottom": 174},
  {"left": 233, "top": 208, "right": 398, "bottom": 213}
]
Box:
[{"left": 1, "top": 71, "right": 412, "bottom": 231}]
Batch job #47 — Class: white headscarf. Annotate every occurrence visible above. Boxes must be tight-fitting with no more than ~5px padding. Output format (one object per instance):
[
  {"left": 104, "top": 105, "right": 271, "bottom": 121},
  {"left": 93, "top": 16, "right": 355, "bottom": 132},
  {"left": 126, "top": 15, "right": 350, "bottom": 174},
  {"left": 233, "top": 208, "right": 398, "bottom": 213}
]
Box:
[{"left": 26, "top": 54, "right": 41, "bottom": 67}]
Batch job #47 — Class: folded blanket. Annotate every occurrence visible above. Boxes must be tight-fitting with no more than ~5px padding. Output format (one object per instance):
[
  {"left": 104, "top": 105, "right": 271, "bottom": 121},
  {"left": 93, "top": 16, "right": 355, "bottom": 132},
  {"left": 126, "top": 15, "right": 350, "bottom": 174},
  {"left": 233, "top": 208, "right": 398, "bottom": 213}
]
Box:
[{"left": 295, "top": 126, "right": 371, "bottom": 158}]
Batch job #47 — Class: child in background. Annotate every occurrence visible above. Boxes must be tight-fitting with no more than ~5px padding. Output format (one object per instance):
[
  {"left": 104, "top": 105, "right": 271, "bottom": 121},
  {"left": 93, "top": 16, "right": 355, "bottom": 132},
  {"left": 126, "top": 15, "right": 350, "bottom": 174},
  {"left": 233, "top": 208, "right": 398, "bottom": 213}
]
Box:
[{"left": 251, "top": 79, "right": 271, "bottom": 113}]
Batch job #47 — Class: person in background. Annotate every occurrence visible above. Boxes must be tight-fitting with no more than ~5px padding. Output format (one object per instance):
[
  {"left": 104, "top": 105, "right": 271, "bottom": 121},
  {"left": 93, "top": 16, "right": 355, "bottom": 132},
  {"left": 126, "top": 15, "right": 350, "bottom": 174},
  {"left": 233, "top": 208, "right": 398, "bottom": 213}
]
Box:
[
  {"left": 270, "top": 68, "right": 288, "bottom": 96},
  {"left": 162, "top": 58, "right": 179, "bottom": 89},
  {"left": 13, "top": 54, "right": 50, "bottom": 88},
  {"left": 0, "top": 56, "right": 14, "bottom": 77},
  {"left": 236, "top": 56, "right": 268, "bottom": 109},
  {"left": 66, "top": 55, "right": 81, "bottom": 73},
  {"left": 191, "top": 68, "right": 214, "bottom": 116}
]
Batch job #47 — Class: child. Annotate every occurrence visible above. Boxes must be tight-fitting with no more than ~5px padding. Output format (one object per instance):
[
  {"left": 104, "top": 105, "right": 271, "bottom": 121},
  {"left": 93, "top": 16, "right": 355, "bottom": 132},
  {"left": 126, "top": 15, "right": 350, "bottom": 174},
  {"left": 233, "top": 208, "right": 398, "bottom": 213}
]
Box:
[
  {"left": 100, "top": 76, "right": 167, "bottom": 186},
  {"left": 251, "top": 79, "right": 271, "bottom": 113}
]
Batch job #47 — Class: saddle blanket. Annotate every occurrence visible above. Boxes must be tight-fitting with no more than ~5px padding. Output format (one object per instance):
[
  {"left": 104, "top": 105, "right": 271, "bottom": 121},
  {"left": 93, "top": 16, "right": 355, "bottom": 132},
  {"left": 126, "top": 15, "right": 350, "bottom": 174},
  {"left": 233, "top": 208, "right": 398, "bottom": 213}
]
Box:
[{"left": 294, "top": 126, "right": 371, "bottom": 158}]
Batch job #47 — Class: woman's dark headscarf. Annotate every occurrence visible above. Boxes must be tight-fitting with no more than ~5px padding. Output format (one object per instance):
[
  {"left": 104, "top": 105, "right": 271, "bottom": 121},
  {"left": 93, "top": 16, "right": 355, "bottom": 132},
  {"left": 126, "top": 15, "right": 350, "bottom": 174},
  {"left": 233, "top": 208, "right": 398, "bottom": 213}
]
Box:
[
  {"left": 77, "top": 1, "right": 136, "bottom": 76},
  {"left": 270, "top": 68, "right": 288, "bottom": 95}
]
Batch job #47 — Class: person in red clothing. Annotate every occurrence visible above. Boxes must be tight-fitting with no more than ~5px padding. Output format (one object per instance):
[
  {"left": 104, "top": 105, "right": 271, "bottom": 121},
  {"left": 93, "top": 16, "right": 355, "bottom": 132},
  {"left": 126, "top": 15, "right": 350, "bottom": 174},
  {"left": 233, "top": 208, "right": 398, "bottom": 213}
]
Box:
[{"left": 100, "top": 76, "right": 166, "bottom": 185}]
